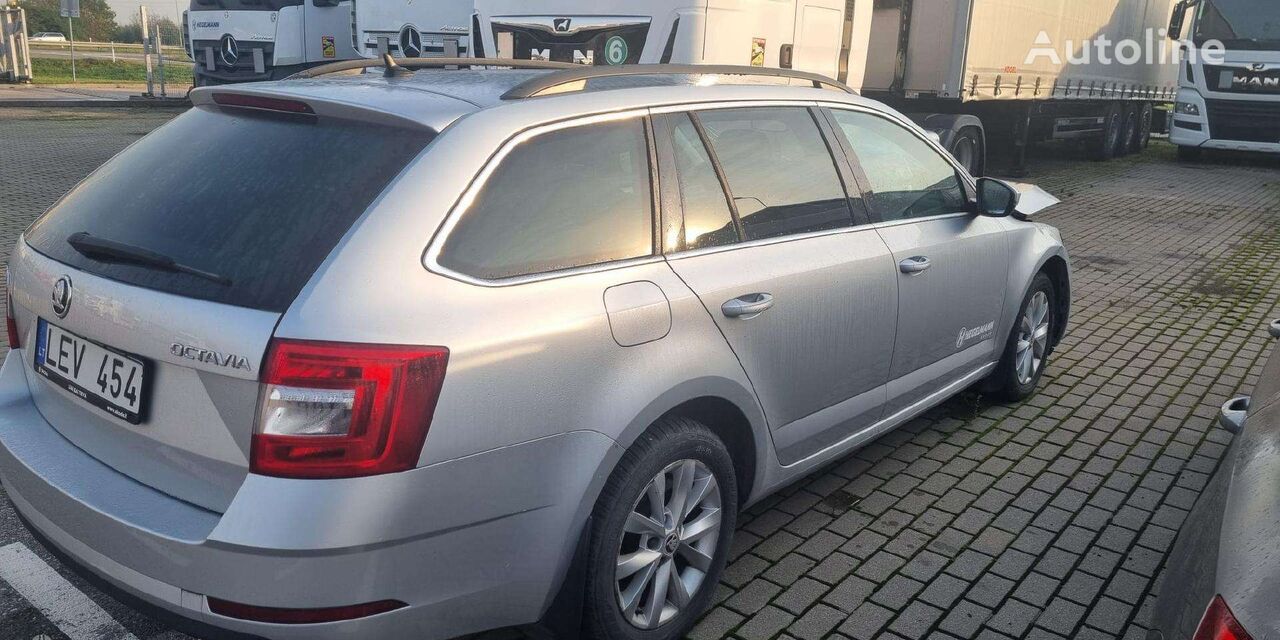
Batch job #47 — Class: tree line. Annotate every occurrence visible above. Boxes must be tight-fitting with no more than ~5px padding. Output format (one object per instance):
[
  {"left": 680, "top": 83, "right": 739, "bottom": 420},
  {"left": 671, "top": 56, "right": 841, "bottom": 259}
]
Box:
[{"left": 18, "top": 0, "right": 182, "bottom": 45}]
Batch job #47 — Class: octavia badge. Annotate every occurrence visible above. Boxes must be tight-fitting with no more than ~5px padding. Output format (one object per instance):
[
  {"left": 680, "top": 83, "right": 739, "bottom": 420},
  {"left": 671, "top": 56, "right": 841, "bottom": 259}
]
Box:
[
  {"left": 219, "top": 34, "right": 239, "bottom": 68},
  {"left": 51, "top": 276, "right": 72, "bottom": 318},
  {"left": 398, "top": 25, "right": 423, "bottom": 58}
]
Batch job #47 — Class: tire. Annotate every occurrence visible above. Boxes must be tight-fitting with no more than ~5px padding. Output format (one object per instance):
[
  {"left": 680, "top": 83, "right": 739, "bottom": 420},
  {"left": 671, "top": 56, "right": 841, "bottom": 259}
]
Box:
[
  {"left": 949, "top": 127, "right": 985, "bottom": 176},
  {"left": 1090, "top": 104, "right": 1124, "bottom": 161},
  {"left": 1177, "top": 145, "right": 1204, "bottom": 162},
  {"left": 1119, "top": 104, "right": 1139, "bottom": 156},
  {"left": 1137, "top": 103, "right": 1154, "bottom": 150},
  {"left": 989, "top": 273, "right": 1057, "bottom": 402},
  {"left": 583, "top": 417, "right": 739, "bottom": 640}
]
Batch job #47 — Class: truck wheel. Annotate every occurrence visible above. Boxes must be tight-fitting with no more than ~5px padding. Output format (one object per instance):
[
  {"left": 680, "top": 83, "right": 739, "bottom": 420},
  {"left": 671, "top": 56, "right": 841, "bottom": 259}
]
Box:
[
  {"left": 1177, "top": 146, "right": 1204, "bottom": 162},
  {"left": 1119, "top": 104, "right": 1139, "bottom": 156},
  {"left": 949, "top": 127, "right": 984, "bottom": 176},
  {"left": 1090, "top": 104, "right": 1124, "bottom": 161},
  {"left": 1137, "top": 103, "right": 1154, "bottom": 150},
  {"left": 583, "top": 416, "right": 738, "bottom": 640}
]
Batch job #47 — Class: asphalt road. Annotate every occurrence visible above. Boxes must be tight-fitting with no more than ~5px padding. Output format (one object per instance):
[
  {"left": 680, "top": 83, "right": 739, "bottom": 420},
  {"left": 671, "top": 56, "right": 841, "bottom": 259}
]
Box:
[{"left": 1, "top": 107, "right": 1279, "bottom": 640}]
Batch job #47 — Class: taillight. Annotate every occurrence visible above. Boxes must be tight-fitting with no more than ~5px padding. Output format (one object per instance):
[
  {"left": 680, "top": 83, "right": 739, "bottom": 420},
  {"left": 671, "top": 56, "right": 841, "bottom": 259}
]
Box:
[
  {"left": 251, "top": 339, "right": 448, "bottom": 479},
  {"left": 1194, "top": 595, "right": 1253, "bottom": 640},
  {"left": 6, "top": 294, "right": 19, "bottom": 350}
]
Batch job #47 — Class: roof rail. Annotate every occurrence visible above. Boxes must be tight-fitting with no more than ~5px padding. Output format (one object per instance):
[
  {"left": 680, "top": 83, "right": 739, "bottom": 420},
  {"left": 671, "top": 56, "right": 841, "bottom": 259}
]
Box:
[
  {"left": 286, "top": 57, "right": 580, "bottom": 80},
  {"left": 500, "top": 64, "right": 855, "bottom": 100}
]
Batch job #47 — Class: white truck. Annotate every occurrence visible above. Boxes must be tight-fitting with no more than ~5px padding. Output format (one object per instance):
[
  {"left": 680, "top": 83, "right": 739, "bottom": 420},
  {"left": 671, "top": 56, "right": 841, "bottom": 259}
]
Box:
[
  {"left": 353, "top": 0, "right": 471, "bottom": 61},
  {"left": 184, "top": 0, "right": 361, "bottom": 85},
  {"left": 472, "top": 0, "right": 1183, "bottom": 174},
  {"left": 1166, "top": 0, "right": 1280, "bottom": 159}
]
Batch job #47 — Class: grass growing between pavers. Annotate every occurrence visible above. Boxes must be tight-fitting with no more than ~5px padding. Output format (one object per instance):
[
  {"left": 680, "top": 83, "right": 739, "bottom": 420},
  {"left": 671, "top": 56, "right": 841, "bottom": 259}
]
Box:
[{"left": 31, "top": 58, "right": 193, "bottom": 87}]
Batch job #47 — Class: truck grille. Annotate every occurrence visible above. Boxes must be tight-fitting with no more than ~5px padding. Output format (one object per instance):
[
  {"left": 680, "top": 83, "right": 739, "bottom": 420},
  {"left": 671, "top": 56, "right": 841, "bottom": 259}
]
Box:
[
  {"left": 192, "top": 39, "right": 274, "bottom": 73},
  {"left": 1206, "top": 99, "right": 1280, "bottom": 143}
]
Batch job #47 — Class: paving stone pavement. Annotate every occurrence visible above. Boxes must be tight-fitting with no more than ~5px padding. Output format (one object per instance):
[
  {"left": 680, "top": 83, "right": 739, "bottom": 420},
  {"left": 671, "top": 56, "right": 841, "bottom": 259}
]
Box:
[
  {"left": 694, "top": 145, "right": 1280, "bottom": 640},
  {"left": 1, "top": 109, "right": 1279, "bottom": 640}
]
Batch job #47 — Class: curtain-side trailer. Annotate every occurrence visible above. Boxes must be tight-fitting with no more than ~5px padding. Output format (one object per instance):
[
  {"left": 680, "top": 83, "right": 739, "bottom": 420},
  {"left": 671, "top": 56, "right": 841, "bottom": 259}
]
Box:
[{"left": 865, "top": 0, "right": 1182, "bottom": 172}]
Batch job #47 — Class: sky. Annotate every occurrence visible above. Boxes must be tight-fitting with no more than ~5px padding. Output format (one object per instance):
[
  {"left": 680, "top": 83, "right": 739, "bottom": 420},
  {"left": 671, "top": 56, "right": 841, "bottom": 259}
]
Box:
[{"left": 106, "top": 0, "right": 184, "bottom": 25}]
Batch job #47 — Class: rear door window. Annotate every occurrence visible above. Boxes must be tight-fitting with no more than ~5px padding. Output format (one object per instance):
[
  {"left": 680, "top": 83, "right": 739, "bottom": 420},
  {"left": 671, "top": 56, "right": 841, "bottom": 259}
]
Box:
[
  {"left": 666, "top": 114, "right": 740, "bottom": 251},
  {"left": 693, "top": 107, "right": 854, "bottom": 242},
  {"left": 437, "top": 118, "right": 654, "bottom": 280},
  {"left": 829, "top": 109, "right": 968, "bottom": 222},
  {"left": 24, "top": 106, "right": 433, "bottom": 313}
]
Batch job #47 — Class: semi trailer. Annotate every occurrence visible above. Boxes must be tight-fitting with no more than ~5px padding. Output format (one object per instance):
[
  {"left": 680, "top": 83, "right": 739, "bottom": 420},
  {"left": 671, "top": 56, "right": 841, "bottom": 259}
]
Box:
[
  {"left": 472, "top": 0, "right": 1183, "bottom": 174},
  {"left": 1166, "top": 0, "right": 1280, "bottom": 159}
]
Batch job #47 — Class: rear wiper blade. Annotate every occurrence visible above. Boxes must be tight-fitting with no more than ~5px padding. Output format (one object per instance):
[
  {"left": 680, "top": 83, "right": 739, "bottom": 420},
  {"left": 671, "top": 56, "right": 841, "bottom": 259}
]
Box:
[{"left": 66, "top": 232, "right": 233, "bottom": 286}]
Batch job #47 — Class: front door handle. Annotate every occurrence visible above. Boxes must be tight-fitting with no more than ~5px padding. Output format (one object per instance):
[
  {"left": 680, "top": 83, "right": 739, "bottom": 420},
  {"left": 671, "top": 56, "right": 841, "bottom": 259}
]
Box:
[
  {"left": 722, "top": 293, "right": 774, "bottom": 319},
  {"left": 899, "top": 256, "right": 932, "bottom": 274}
]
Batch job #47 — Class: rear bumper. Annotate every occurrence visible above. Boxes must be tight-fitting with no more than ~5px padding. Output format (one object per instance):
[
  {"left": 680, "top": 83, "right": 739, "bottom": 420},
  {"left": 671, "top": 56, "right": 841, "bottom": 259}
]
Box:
[{"left": 0, "top": 349, "right": 620, "bottom": 639}]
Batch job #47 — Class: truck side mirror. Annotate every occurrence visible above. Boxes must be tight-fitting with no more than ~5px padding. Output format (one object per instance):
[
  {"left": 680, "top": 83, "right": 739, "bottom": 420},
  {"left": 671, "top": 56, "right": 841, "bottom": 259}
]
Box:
[
  {"left": 779, "top": 44, "right": 794, "bottom": 69},
  {"left": 1168, "top": 1, "right": 1187, "bottom": 40}
]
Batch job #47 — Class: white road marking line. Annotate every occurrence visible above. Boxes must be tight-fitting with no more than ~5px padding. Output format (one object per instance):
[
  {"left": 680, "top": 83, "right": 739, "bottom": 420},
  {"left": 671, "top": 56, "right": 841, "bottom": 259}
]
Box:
[{"left": 0, "top": 542, "right": 141, "bottom": 640}]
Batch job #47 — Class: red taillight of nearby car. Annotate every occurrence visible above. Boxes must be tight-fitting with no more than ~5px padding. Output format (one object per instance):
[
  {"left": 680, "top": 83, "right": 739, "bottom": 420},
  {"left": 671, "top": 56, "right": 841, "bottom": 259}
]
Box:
[
  {"left": 1193, "top": 595, "right": 1253, "bottom": 640},
  {"left": 6, "top": 294, "right": 19, "bottom": 350},
  {"left": 251, "top": 339, "right": 449, "bottom": 479}
]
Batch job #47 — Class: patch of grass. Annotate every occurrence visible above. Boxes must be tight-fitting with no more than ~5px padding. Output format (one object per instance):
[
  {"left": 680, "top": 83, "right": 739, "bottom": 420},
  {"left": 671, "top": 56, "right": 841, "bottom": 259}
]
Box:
[{"left": 32, "top": 57, "right": 193, "bottom": 87}]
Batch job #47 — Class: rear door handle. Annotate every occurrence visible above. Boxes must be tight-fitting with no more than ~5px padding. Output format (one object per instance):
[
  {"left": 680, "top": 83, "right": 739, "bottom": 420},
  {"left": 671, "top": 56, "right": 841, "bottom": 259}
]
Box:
[
  {"left": 722, "top": 293, "right": 774, "bottom": 319},
  {"left": 899, "top": 256, "right": 932, "bottom": 274}
]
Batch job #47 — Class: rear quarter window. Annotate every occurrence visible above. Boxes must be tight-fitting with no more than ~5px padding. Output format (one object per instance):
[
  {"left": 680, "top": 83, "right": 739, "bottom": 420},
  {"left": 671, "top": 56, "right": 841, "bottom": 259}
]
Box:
[
  {"left": 24, "top": 106, "right": 433, "bottom": 313},
  {"left": 436, "top": 118, "right": 655, "bottom": 281}
]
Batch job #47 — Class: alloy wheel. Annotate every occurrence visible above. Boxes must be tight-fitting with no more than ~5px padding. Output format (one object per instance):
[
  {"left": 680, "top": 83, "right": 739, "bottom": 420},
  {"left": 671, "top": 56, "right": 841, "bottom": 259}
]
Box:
[
  {"left": 1016, "top": 291, "right": 1051, "bottom": 385},
  {"left": 615, "top": 459, "right": 722, "bottom": 629}
]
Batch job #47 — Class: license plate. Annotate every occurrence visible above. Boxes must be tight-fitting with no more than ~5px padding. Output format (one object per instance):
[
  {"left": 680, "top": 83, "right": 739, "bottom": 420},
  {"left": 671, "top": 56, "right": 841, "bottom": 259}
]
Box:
[{"left": 34, "top": 318, "right": 148, "bottom": 424}]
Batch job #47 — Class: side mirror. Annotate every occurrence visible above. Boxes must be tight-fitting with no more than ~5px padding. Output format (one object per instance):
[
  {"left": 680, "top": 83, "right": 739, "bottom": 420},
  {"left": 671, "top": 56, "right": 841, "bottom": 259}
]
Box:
[
  {"left": 1168, "top": 1, "right": 1187, "bottom": 40},
  {"left": 976, "top": 177, "right": 1019, "bottom": 217}
]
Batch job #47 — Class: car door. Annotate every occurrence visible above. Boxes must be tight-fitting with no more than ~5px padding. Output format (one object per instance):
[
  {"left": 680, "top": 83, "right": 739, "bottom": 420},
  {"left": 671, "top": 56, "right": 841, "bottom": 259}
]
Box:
[
  {"left": 825, "top": 107, "right": 1010, "bottom": 414},
  {"left": 655, "top": 106, "right": 898, "bottom": 465}
]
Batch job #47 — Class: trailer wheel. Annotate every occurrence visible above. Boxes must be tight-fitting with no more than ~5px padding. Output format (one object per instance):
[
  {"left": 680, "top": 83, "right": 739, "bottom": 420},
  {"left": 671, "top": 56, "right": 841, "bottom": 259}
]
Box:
[
  {"left": 949, "top": 127, "right": 985, "bottom": 176},
  {"left": 1090, "top": 104, "right": 1124, "bottom": 161},
  {"left": 1137, "top": 103, "right": 1154, "bottom": 150},
  {"left": 1119, "top": 104, "right": 1139, "bottom": 156}
]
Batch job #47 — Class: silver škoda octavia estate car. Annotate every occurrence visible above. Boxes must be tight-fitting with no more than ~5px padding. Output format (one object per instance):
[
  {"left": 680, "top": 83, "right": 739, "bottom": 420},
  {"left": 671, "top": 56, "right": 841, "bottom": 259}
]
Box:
[{"left": 0, "top": 61, "right": 1071, "bottom": 640}]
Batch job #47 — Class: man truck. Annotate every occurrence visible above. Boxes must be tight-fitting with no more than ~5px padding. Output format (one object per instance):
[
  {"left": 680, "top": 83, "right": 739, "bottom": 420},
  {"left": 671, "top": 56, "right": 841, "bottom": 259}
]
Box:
[
  {"left": 472, "top": 0, "right": 1183, "bottom": 174},
  {"left": 1167, "top": 0, "right": 1280, "bottom": 159}
]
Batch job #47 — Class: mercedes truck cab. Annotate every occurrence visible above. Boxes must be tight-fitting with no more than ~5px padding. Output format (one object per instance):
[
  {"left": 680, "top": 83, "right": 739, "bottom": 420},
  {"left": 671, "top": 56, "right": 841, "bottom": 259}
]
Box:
[
  {"left": 185, "top": 0, "right": 360, "bottom": 85},
  {"left": 1168, "top": 0, "right": 1280, "bottom": 159},
  {"left": 354, "top": 0, "right": 471, "bottom": 61}
]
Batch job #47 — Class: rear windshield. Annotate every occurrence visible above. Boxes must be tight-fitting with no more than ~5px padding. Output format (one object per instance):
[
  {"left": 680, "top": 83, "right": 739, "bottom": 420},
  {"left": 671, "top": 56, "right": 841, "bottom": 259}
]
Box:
[{"left": 25, "top": 106, "right": 433, "bottom": 313}]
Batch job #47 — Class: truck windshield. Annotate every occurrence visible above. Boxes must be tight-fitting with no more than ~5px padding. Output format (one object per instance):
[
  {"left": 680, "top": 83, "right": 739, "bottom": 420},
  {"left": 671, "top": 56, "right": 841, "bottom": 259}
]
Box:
[{"left": 1195, "top": 0, "right": 1280, "bottom": 50}]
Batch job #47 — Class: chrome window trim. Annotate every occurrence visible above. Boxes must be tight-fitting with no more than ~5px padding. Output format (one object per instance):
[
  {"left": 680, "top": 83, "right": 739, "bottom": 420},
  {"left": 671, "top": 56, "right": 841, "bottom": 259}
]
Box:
[{"left": 423, "top": 108, "right": 659, "bottom": 288}]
